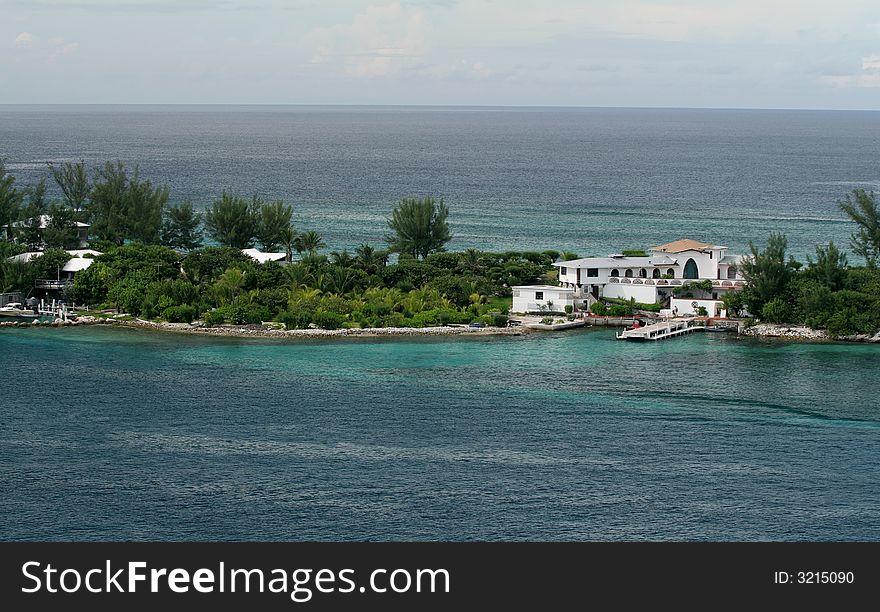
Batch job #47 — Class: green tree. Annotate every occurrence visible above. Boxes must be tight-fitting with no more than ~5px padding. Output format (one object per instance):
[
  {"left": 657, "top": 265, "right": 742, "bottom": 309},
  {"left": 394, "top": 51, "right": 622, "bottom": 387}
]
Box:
[
  {"left": 18, "top": 179, "right": 49, "bottom": 250},
  {"left": 204, "top": 192, "right": 257, "bottom": 249},
  {"left": 49, "top": 160, "right": 91, "bottom": 214},
  {"left": 354, "top": 243, "right": 387, "bottom": 274},
  {"left": 90, "top": 162, "right": 168, "bottom": 245},
  {"left": 182, "top": 246, "right": 253, "bottom": 285},
  {"left": 279, "top": 227, "right": 296, "bottom": 263},
  {"left": 741, "top": 233, "right": 798, "bottom": 314},
  {"left": 294, "top": 230, "right": 326, "bottom": 254},
  {"left": 28, "top": 248, "right": 72, "bottom": 283},
  {"left": 43, "top": 203, "right": 81, "bottom": 249},
  {"left": 385, "top": 197, "right": 451, "bottom": 259},
  {"left": 0, "top": 159, "right": 24, "bottom": 232},
  {"left": 161, "top": 202, "right": 203, "bottom": 251},
  {"left": 807, "top": 241, "right": 848, "bottom": 291},
  {"left": 838, "top": 189, "right": 880, "bottom": 267},
  {"left": 254, "top": 199, "right": 293, "bottom": 252}
]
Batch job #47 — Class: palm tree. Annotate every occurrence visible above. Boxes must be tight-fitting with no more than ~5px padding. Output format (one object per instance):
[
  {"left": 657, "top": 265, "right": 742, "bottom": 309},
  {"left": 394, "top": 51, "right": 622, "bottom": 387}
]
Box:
[
  {"left": 355, "top": 243, "right": 387, "bottom": 274},
  {"left": 330, "top": 250, "right": 355, "bottom": 268},
  {"left": 212, "top": 267, "right": 247, "bottom": 306},
  {"left": 294, "top": 230, "right": 326, "bottom": 255},
  {"left": 279, "top": 227, "right": 297, "bottom": 263},
  {"left": 458, "top": 248, "right": 485, "bottom": 275}
]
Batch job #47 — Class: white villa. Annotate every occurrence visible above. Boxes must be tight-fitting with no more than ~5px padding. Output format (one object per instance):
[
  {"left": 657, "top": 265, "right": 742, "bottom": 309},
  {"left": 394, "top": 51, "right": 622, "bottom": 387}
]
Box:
[{"left": 512, "top": 239, "right": 747, "bottom": 316}]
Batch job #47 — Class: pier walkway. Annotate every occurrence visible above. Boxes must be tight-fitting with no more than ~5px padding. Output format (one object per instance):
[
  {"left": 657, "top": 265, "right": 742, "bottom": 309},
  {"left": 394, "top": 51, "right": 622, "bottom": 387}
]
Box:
[{"left": 616, "top": 318, "right": 705, "bottom": 341}]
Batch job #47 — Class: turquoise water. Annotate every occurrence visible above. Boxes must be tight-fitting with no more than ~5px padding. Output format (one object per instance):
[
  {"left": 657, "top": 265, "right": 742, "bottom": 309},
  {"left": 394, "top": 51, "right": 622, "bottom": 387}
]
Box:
[{"left": 1, "top": 327, "right": 877, "bottom": 541}]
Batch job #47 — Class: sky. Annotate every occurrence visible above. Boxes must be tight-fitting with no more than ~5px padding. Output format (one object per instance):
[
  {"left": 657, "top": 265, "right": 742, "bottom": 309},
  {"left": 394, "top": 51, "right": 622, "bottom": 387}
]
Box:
[{"left": 2, "top": 0, "right": 880, "bottom": 108}]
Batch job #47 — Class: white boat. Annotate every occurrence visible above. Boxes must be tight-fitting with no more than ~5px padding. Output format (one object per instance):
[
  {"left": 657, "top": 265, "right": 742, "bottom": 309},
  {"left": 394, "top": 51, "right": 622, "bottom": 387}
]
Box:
[{"left": 0, "top": 303, "right": 38, "bottom": 319}]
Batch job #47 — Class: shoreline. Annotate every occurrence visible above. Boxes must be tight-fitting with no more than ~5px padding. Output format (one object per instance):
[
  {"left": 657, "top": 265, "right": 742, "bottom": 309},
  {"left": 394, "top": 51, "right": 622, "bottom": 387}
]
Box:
[
  {"left": 740, "top": 322, "right": 880, "bottom": 343},
  {"left": 4, "top": 316, "right": 880, "bottom": 344},
  {"left": 0, "top": 316, "right": 532, "bottom": 339}
]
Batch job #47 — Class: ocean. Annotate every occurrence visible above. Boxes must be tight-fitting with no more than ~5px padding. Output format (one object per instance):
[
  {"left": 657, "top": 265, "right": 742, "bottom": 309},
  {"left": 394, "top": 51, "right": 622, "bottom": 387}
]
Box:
[
  {"left": 1, "top": 106, "right": 879, "bottom": 541},
  {"left": 0, "top": 326, "right": 878, "bottom": 541},
  {"left": 2, "top": 105, "right": 879, "bottom": 259}
]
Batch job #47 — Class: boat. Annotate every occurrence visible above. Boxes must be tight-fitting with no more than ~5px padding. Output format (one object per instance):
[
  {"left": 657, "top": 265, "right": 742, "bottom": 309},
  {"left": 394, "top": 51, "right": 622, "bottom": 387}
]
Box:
[{"left": 0, "top": 303, "right": 39, "bottom": 319}]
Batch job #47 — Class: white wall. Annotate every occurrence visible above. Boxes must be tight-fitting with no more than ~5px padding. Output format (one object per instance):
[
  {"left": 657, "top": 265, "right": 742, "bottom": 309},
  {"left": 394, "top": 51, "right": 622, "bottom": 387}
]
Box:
[
  {"left": 512, "top": 288, "right": 575, "bottom": 313},
  {"left": 601, "top": 283, "right": 659, "bottom": 303},
  {"left": 670, "top": 298, "right": 726, "bottom": 317}
]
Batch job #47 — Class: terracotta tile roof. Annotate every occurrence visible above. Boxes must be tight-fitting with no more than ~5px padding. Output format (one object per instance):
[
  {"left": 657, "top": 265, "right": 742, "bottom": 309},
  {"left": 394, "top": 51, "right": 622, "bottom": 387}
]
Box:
[{"left": 650, "top": 239, "right": 721, "bottom": 253}]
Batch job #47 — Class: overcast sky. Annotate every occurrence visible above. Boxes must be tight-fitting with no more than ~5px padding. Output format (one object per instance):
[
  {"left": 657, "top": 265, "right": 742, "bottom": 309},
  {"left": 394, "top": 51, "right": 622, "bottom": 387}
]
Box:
[{"left": 2, "top": 0, "right": 880, "bottom": 108}]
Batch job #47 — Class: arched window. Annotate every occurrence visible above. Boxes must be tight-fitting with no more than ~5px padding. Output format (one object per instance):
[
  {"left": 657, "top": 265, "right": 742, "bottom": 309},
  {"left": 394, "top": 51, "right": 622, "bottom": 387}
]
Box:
[
  {"left": 666, "top": 268, "right": 675, "bottom": 278},
  {"left": 683, "top": 258, "right": 699, "bottom": 279},
  {"left": 727, "top": 265, "right": 737, "bottom": 279},
  {"left": 652, "top": 268, "right": 661, "bottom": 279},
  {"left": 610, "top": 269, "right": 619, "bottom": 277},
  {"left": 639, "top": 268, "right": 647, "bottom": 278},
  {"left": 624, "top": 269, "right": 633, "bottom": 278}
]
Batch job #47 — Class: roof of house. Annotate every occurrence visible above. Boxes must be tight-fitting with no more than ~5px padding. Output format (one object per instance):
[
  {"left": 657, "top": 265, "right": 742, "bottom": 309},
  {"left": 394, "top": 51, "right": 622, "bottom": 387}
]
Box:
[
  {"left": 7, "top": 249, "right": 102, "bottom": 266},
  {"left": 650, "top": 239, "right": 725, "bottom": 253},
  {"left": 242, "top": 248, "right": 287, "bottom": 264},
  {"left": 553, "top": 254, "right": 677, "bottom": 268},
  {"left": 3, "top": 215, "right": 89, "bottom": 229},
  {"left": 512, "top": 285, "right": 577, "bottom": 292},
  {"left": 62, "top": 258, "right": 95, "bottom": 273},
  {"left": 720, "top": 255, "right": 744, "bottom": 264}
]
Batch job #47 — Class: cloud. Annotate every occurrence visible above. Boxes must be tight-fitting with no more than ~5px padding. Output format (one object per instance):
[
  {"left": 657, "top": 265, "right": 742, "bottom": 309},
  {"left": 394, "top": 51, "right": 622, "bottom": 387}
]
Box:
[
  {"left": 304, "top": 3, "right": 431, "bottom": 78},
  {"left": 14, "top": 32, "right": 34, "bottom": 48},
  {"left": 863, "top": 55, "right": 880, "bottom": 71}
]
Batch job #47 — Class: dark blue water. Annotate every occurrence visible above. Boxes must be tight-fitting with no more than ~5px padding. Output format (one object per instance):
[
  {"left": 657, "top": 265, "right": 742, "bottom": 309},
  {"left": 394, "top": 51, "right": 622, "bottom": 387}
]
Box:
[
  {"left": 2, "top": 105, "right": 879, "bottom": 259},
  {"left": 1, "top": 327, "right": 878, "bottom": 541}
]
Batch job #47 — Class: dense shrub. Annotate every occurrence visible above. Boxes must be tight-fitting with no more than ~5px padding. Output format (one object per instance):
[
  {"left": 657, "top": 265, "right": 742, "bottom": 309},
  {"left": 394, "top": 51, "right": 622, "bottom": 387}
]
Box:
[
  {"left": 312, "top": 309, "right": 345, "bottom": 329},
  {"left": 162, "top": 304, "right": 196, "bottom": 323},
  {"left": 279, "top": 310, "right": 312, "bottom": 330},
  {"left": 202, "top": 309, "right": 225, "bottom": 326},
  {"left": 761, "top": 298, "right": 791, "bottom": 324}
]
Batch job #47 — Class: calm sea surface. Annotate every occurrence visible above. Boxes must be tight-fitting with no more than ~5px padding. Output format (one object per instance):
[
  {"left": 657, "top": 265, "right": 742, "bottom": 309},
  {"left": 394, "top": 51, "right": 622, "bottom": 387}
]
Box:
[
  {"left": 2, "top": 105, "right": 879, "bottom": 258},
  {"left": 1, "top": 107, "right": 878, "bottom": 541},
  {"left": 0, "top": 326, "right": 878, "bottom": 541}
]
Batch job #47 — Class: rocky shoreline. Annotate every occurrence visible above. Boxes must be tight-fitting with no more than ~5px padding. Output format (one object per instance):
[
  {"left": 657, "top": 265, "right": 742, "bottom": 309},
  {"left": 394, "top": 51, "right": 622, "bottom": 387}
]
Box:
[
  {"left": 0, "top": 315, "right": 530, "bottom": 339},
  {"left": 740, "top": 323, "right": 880, "bottom": 343}
]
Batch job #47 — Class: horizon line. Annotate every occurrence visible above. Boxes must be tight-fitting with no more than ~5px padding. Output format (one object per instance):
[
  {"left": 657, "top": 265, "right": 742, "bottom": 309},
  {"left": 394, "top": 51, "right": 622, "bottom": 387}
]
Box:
[{"left": 1, "top": 103, "right": 879, "bottom": 113}]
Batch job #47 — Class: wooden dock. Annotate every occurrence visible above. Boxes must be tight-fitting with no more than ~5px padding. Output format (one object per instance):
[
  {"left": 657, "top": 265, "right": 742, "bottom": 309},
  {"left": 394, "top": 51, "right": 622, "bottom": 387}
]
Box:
[{"left": 616, "top": 318, "right": 704, "bottom": 341}]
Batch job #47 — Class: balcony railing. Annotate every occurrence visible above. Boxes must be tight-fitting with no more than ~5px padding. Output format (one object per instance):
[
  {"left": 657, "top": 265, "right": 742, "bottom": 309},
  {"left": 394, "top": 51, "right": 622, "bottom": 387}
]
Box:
[
  {"left": 606, "top": 277, "right": 746, "bottom": 288},
  {"left": 35, "top": 279, "right": 73, "bottom": 290}
]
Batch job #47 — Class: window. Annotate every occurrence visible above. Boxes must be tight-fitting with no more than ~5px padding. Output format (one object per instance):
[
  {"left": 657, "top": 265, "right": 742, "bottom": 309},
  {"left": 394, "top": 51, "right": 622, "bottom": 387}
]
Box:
[
  {"left": 625, "top": 269, "right": 633, "bottom": 278},
  {"left": 667, "top": 268, "right": 675, "bottom": 278},
  {"left": 728, "top": 266, "right": 737, "bottom": 279},
  {"left": 683, "top": 259, "right": 699, "bottom": 279},
  {"left": 652, "top": 268, "right": 661, "bottom": 279},
  {"left": 535, "top": 291, "right": 544, "bottom": 300},
  {"left": 639, "top": 268, "right": 647, "bottom": 278},
  {"left": 586, "top": 268, "right": 598, "bottom": 277},
  {"left": 561, "top": 266, "right": 567, "bottom": 275},
  {"left": 610, "top": 269, "right": 619, "bottom": 277}
]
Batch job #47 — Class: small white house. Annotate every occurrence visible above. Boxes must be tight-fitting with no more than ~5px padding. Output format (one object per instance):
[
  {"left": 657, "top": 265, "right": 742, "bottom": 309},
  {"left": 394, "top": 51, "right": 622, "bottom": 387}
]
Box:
[
  {"left": 511, "top": 285, "right": 576, "bottom": 314},
  {"left": 670, "top": 298, "right": 726, "bottom": 318}
]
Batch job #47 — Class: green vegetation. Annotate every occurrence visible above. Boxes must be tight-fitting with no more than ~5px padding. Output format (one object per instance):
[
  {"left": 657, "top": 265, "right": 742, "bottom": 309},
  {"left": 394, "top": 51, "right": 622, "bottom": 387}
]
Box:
[
  {"left": 838, "top": 189, "right": 879, "bottom": 268},
  {"left": 740, "top": 216, "right": 880, "bottom": 337},
  {"left": 385, "top": 197, "right": 451, "bottom": 259},
  {"left": 161, "top": 202, "right": 203, "bottom": 252}
]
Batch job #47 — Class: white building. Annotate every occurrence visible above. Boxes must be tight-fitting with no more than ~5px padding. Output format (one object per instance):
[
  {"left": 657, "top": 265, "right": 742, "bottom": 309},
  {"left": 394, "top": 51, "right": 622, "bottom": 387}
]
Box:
[
  {"left": 554, "top": 239, "right": 746, "bottom": 307},
  {"left": 1, "top": 215, "right": 90, "bottom": 249},
  {"left": 7, "top": 249, "right": 102, "bottom": 293},
  {"left": 511, "top": 285, "right": 577, "bottom": 314},
  {"left": 241, "top": 248, "right": 289, "bottom": 264}
]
